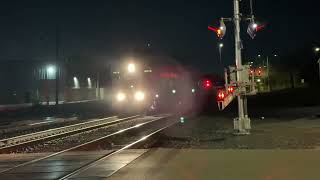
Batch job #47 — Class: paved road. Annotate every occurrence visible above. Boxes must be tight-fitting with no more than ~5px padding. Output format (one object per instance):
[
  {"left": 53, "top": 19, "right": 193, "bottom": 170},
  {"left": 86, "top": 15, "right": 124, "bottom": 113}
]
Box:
[{"left": 109, "top": 148, "right": 320, "bottom": 180}]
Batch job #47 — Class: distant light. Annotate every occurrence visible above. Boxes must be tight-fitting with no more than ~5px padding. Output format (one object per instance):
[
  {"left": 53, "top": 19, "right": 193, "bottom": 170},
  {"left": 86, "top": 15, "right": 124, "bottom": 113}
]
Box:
[
  {"left": 257, "top": 79, "right": 261, "bottom": 82},
  {"left": 219, "top": 43, "right": 224, "bottom": 48},
  {"left": 315, "top": 47, "right": 320, "bottom": 52},
  {"left": 128, "top": 63, "right": 136, "bottom": 73},
  {"left": 144, "top": 69, "right": 152, "bottom": 73},
  {"left": 130, "top": 85, "right": 134, "bottom": 88},
  {"left": 73, "top": 77, "right": 80, "bottom": 89},
  {"left": 217, "top": 91, "right": 225, "bottom": 100},
  {"left": 116, "top": 92, "right": 126, "bottom": 102},
  {"left": 274, "top": 54, "right": 278, "bottom": 57},
  {"left": 252, "top": 23, "right": 258, "bottom": 29},
  {"left": 172, "top": 89, "right": 176, "bottom": 94},
  {"left": 227, "top": 86, "right": 235, "bottom": 93},
  {"left": 134, "top": 91, "right": 145, "bottom": 101},
  {"left": 203, "top": 79, "right": 212, "bottom": 89},
  {"left": 155, "top": 94, "right": 159, "bottom": 98},
  {"left": 113, "top": 71, "right": 120, "bottom": 74},
  {"left": 47, "top": 66, "right": 55, "bottom": 74},
  {"left": 258, "top": 54, "right": 261, "bottom": 57},
  {"left": 180, "top": 117, "right": 185, "bottom": 123},
  {"left": 46, "top": 65, "right": 56, "bottom": 79},
  {"left": 192, "top": 88, "right": 196, "bottom": 93},
  {"left": 219, "top": 26, "right": 224, "bottom": 30},
  {"left": 87, "top": 77, "right": 92, "bottom": 89}
]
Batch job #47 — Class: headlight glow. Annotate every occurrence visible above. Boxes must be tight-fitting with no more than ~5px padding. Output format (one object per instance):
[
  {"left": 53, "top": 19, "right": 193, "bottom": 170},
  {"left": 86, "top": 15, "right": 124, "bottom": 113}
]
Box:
[
  {"left": 116, "top": 92, "right": 126, "bottom": 102},
  {"left": 134, "top": 91, "right": 145, "bottom": 101}
]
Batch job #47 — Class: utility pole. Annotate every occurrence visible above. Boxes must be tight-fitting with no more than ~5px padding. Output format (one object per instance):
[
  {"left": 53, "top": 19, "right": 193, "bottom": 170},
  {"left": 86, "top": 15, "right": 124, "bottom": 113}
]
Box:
[
  {"left": 266, "top": 56, "right": 270, "bottom": 91},
  {"left": 318, "top": 58, "right": 320, "bottom": 80},
  {"left": 233, "top": 0, "right": 250, "bottom": 135},
  {"left": 55, "top": 25, "right": 60, "bottom": 106},
  {"left": 96, "top": 72, "right": 100, "bottom": 100},
  {"left": 45, "top": 69, "right": 49, "bottom": 106}
]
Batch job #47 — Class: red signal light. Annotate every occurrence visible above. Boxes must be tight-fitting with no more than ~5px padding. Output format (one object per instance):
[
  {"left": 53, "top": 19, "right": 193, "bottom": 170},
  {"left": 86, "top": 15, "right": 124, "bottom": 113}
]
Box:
[
  {"left": 208, "top": 22, "right": 226, "bottom": 39},
  {"left": 217, "top": 91, "right": 225, "bottom": 101},
  {"left": 203, "top": 79, "right": 212, "bottom": 89},
  {"left": 227, "top": 86, "right": 235, "bottom": 93}
]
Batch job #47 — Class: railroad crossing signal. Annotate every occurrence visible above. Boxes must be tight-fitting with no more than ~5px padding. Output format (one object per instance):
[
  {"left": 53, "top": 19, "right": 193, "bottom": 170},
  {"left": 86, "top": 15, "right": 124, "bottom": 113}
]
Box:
[
  {"left": 217, "top": 89, "right": 236, "bottom": 111},
  {"left": 247, "top": 22, "right": 265, "bottom": 39},
  {"left": 208, "top": 20, "right": 226, "bottom": 39},
  {"left": 199, "top": 79, "right": 213, "bottom": 90},
  {"left": 247, "top": 22, "right": 258, "bottom": 39}
]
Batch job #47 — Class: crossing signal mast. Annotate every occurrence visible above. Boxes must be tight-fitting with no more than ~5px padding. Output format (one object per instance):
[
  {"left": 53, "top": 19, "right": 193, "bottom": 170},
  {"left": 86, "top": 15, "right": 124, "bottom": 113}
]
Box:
[{"left": 209, "top": 0, "right": 263, "bottom": 135}]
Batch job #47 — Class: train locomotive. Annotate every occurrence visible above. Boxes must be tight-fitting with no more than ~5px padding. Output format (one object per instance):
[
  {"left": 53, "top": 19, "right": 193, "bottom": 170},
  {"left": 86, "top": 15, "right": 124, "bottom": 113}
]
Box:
[
  {"left": 111, "top": 57, "right": 224, "bottom": 115},
  {"left": 111, "top": 59, "right": 198, "bottom": 114}
]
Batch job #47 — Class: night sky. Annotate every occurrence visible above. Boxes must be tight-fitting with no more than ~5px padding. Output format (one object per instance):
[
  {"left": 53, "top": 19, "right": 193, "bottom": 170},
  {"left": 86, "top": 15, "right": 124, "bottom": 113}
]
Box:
[{"left": 0, "top": 0, "right": 319, "bottom": 73}]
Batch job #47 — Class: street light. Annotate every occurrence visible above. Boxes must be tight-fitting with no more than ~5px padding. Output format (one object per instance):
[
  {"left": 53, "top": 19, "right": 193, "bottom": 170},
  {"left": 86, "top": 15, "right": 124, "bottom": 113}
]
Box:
[
  {"left": 257, "top": 54, "right": 278, "bottom": 92},
  {"left": 46, "top": 65, "right": 56, "bottom": 79},
  {"left": 218, "top": 43, "right": 224, "bottom": 64},
  {"left": 315, "top": 47, "right": 320, "bottom": 80}
]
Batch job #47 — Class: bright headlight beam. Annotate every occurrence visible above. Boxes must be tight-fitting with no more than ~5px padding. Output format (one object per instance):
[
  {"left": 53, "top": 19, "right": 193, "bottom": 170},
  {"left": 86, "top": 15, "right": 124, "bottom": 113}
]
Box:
[
  {"left": 135, "top": 91, "right": 145, "bottom": 101},
  {"left": 128, "top": 63, "right": 136, "bottom": 73},
  {"left": 116, "top": 92, "right": 126, "bottom": 102}
]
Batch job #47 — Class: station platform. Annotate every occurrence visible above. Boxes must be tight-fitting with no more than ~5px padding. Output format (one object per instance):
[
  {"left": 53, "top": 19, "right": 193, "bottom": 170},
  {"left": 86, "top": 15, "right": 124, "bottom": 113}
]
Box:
[
  {"left": 1, "top": 148, "right": 320, "bottom": 179},
  {"left": 108, "top": 148, "right": 320, "bottom": 180}
]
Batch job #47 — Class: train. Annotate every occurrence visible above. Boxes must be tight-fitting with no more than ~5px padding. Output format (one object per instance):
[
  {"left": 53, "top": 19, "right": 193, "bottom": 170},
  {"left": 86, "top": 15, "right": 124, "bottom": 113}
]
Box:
[{"left": 110, "top": 58, "right": 224, "bottom": 115}]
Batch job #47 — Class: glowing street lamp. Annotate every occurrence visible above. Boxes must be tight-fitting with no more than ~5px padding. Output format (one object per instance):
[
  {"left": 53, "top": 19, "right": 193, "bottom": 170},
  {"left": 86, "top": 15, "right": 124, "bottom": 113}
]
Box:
[
  {"left": 46, "top": 65, "right": 56, "bottom": 78},
  {"left": 218, "top": 43, "right": 224, "bottom": 64},
  {"left": 315, "top": 47, "right": 320, "bottom": 52}
]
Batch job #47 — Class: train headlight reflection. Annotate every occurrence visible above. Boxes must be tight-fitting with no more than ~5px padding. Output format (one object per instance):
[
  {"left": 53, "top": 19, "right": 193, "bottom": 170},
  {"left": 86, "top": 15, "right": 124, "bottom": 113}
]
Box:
[
  {"left": 134, "top": 91, "right": 145, "bottom": 101},
  {"left": 116, "top": 92, "right": 126, "bottom": 102}
]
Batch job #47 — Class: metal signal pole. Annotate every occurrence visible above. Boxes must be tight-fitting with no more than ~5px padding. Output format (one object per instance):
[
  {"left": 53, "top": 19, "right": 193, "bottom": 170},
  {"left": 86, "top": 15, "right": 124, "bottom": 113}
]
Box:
[{"left": 233, "top": 0, "right": 250, "bottom": 135}]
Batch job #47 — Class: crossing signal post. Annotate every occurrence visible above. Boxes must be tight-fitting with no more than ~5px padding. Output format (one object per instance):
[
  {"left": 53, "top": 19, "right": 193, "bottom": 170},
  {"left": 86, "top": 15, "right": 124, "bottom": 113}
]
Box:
[{"left": 209, "top": 0, "right": 262, "bottom": 135}]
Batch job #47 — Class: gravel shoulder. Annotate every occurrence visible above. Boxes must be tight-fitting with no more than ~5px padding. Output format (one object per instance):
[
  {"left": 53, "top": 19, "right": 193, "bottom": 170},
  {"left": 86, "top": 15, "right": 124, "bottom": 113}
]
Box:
[{"left": 157, "top": 107, "right": 320, "bottom": 149}]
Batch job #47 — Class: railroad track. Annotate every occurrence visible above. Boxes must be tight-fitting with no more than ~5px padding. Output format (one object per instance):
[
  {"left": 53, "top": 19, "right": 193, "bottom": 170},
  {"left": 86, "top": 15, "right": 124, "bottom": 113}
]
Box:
[
  {"left": 0, "top": 114, "right": 177, "bottom": 179},
  {"left": 0, "top": 115, "right": 139, "bottom": 153}
]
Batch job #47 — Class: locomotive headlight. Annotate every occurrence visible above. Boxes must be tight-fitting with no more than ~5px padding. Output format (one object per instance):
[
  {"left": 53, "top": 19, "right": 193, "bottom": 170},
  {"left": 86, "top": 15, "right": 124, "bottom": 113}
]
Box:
[
  {"left": 134, "top": 91, "right": 145, "bottom": 101},
  {"left": 116, "top": 92, "right": 126, "bottom": 102}
]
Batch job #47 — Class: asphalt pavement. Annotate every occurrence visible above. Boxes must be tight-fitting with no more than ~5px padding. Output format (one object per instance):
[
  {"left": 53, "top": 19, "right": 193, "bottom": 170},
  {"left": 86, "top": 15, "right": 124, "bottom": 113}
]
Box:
[{"left": 108, "top": 148, "right": 320, "bottom": 180}]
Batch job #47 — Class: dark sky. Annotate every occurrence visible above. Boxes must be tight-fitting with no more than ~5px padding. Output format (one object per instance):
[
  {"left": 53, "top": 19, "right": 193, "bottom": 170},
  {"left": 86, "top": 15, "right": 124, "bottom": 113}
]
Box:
[{"left": 0, "top": 0, "right": 319, "bottom": 73}]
